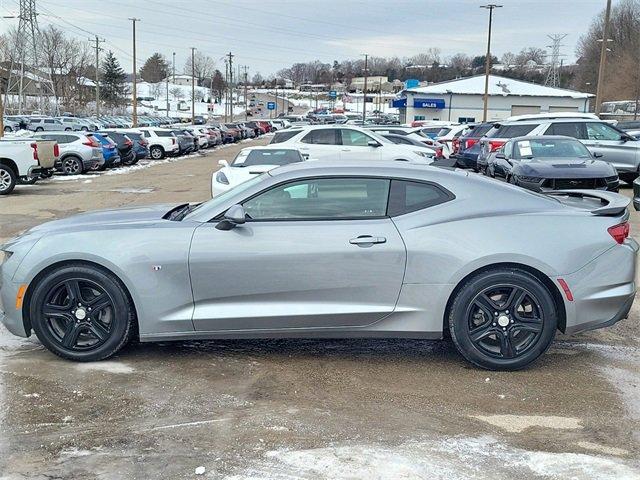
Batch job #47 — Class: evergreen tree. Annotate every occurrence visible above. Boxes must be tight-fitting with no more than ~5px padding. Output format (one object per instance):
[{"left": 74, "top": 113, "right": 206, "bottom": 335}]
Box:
[
  {"left": 140, "top": 53, "right": 169, "bottom": 83},
  {"left": 101, "top": 51, "right": 128, "bottom": 108}
]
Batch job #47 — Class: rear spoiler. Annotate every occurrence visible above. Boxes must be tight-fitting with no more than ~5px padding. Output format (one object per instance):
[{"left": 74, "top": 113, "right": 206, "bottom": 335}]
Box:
[{"left": 546, "top": 189, "right": 630, "bottom": 216}]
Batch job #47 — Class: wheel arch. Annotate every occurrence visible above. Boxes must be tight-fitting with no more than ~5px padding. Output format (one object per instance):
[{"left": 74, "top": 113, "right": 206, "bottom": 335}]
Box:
[
  {"left": 0, "top": 157, "right": 19, "bottom": 176},
  {"left": 443, "top": 262, "right": 567, "bottom": 334},
  {"left": 21, "top": 259, "right": 140, "bottom": 338}
]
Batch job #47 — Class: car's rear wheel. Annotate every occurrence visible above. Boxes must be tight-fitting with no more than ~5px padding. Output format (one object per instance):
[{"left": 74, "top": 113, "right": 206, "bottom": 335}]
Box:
[
  {"left": 0, "top": 164, "right": 17, "bottom": 195},
  {"left": 30, "top": 265, "right": 135, "bottom": 361},
  {"left": 150, "top": 145, "right": 164, "bottom": 159},
  {"left": 61, "top": 155, "right": 84, "bottom": 175},
  {"left": 448, "top": 267, "right": 557, "bottom": 370}
]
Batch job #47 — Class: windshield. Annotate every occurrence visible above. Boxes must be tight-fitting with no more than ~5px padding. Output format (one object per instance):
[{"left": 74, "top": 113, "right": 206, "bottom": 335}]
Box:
[
  {"left": 233, "top": 149, "right": 303, "bottom": 166},
  {"left": 513, "top": 138, "right": 591, "bottom": 159},
  {"left": 184, "top": 174, "right": 267, "bottom": 220}
]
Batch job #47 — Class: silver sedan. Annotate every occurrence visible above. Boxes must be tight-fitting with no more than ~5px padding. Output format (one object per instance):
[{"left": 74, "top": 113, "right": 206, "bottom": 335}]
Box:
[{"left": 1, "top": 161, "right": 637, "bottom": 370}]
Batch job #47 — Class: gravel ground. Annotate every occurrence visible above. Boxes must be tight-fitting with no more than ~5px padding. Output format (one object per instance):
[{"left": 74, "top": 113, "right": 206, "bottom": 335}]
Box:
[{"left": 0, "top": 141, "right": 639, "bottom": 479}]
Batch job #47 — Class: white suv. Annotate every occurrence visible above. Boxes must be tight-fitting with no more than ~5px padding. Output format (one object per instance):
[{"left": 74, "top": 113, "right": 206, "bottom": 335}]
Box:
[
  {"left": 137, "top": 128, "right": 179, "bottom": 159},
  {"left": 272, "top": 125, "right": 434, "bottom": 163}
]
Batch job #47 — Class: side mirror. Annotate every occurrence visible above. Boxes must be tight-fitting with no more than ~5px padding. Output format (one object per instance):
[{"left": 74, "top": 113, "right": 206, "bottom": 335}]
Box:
[
  {"left": 593, "top": 152, "right": 604, "bottom": 158},
  {"left": 218, "top": 159, "right": 230, "bottom": 168},
  {"left": 495, "top": 152, "right": 506, "bottom": 159},
  {"left": 215, "top": 204, "right": 246, "bottom": 231},
  {"left": 621, "top": 135, "right": 634, "bottom": 142},
  {"left": 367, "top": 140, "right": 381, "bottom": 147}
]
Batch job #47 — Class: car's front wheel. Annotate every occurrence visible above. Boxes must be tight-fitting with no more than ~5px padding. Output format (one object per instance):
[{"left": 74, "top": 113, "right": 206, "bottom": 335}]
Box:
[
  {"left": 30, "top": 264, "right": 136, "bottom": 361},
  {"left": 0, "top": 164, "right": 17, "bottom": 195},
  {"left": 448, "top": 267, "right": 557, "bottom": 370}
]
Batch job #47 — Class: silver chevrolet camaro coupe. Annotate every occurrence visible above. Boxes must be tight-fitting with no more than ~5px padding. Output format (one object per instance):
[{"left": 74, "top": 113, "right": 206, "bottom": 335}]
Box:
[{"left": 1, "top": 161, "right": 637, "bottom": 370}]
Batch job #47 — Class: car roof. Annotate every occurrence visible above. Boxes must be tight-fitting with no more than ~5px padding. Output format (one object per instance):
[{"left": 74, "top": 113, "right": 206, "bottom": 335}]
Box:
[{"left": 508, "top": 135, "right": 582, "bottom": 142}]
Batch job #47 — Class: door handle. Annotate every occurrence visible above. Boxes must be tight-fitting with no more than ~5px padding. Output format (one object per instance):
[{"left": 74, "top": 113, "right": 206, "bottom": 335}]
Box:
[{"left": 349, "top": 235, "right": 386, "bottom": 245}]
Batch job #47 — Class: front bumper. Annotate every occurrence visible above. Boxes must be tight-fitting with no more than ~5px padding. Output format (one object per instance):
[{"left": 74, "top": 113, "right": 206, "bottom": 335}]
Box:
[{"left": 561, "top": 239, "right": 638, "bottom": 334}]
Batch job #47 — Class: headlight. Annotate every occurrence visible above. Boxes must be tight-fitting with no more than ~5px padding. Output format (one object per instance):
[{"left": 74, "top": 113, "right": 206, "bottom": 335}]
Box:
[
  {"left": 216, "top": 171, "right": 229, "bottom": 185},
  {"left": 516, "top": 176, "right": 542, "bottom": 183},
  {"left": 413, "top": 150, "right": 433, "bottom": 158}
]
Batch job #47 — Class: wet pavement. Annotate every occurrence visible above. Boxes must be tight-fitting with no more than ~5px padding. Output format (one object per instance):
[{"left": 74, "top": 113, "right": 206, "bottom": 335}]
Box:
[{"left": 0, "top": 143, "right": 639, "bottom": 479}]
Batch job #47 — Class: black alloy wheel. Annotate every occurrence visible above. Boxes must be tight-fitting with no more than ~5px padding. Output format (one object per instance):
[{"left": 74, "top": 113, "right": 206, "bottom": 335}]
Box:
[
  {"left": 31, "top": 265, "right": 135, "bottom": 361},
  {"left": 449, "top": 268, "right": 557, "bottom": 370}
]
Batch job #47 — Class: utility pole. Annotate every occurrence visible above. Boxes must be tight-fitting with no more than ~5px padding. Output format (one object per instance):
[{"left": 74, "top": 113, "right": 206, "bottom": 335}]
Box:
[
  {"left": 190, "top": 47, "right": 196, "bottom": 124},
  {"left": 227, "top": 52, "right": 234, "bottom": 122},
  {"left": 480, "top": 4, "right": 502, "bottom": 122},
  {"left": 166, "top": 74, "right": 169, "bottom": 117},
  {"left": 275, "top": 85, "right": 278, "bottom": 117},
  {"left": 172, "top": 52, "right": 176, "bottom": 83},
  {"left": 129, "top": 17, "right": 140, "bottom": 127},
  {"left": 224, "top": 59, "right": 228, "bottom": 122},
  {"left": 595, "top": 0, "right": 612, "bottom": 116},
  {"left": 90, "top": 36, "right": 105, "bottom": 117},
  {"left": 362, "top": 53, "right": 368, "bottom": 122},
  {"left": 243, "top": 66, "right": 249, "bottom": 121}
]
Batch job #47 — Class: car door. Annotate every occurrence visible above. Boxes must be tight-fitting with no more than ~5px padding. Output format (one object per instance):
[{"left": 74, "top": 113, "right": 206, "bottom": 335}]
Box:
[
  {"left": 338, "top": 128, "right": 383, "bottom": 161},
  {"left": 295, "top": 129, "right": 340, "bottom": 160},
  {"left": 189, "top": 176, "right": 406, "bottom": 332},
  {"left": 582, "top": 122, "right": 639, "bottom": 172}
]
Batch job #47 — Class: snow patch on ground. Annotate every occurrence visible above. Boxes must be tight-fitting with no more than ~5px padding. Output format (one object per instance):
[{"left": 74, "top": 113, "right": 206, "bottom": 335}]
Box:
[
  {"left": 0, "top": 323, "right": 38, "bottom": 350},
  {"left": 222, "top": 436, "right": 639, "bottom": 480},
  {"left": 74, "top": 361, "right": 134, "bottom": 374},
  {"left": 472, "top": 414, "right": 582, "bottom": 433}
]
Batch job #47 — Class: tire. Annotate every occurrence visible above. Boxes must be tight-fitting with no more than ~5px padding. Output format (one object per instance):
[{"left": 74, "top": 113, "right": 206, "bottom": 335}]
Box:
[
  {"left": 448, "top": 267, "right": 557, "bottom": 371},
  {"left": 4, "top": 126, "right": 11, "bottom": 132},
  {"left": 81, "top": 126, "right": 89, "bottom": 131},
  {"left": 35, "top": 127, "right": 44, "bottom": 132},
  {"left": 150, "top": 145, "right": 164, "bottom": 160},
  {"left": 61, "top": 155, "right": 85, "bottom": 175},
  {"left": 0, "top": 164, "right": 17, "bottom": 195},
  {"left": 619, "top": 172, "right": 638, "bottom": 185},
  {"left": 29, "top": 264, "right": 136, "bottom": 362},
  {"left": 65, "top": 127, "right": 72, "bottom": 131}
]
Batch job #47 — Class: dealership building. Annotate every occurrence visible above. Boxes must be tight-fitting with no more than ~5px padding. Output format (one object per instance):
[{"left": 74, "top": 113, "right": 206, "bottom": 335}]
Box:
[{"left": 393, "top": 74, "right": 593, "bottom": 124}]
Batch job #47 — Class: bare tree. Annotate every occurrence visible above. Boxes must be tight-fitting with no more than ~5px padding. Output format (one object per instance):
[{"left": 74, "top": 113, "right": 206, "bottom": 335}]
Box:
[
  {"left": 170, "top": 86, "right": 184, "bottom": 101},
  {"left": 183, "top": 52, "right": 215, "bottom": 85}
]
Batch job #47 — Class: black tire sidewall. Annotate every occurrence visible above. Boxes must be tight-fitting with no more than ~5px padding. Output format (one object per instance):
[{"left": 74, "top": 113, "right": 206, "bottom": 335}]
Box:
[
  {"left": 30, "top": 266, "right": 133, "bottom": 361},
  {"left": 63, "top": 156, "right": 83, "bottom": 175},
  {"left": 150, "top": 146, "right": 164, "bottom": 159},
  {"left": 449, "top": 268, "right": 557, "bottom": 371}
]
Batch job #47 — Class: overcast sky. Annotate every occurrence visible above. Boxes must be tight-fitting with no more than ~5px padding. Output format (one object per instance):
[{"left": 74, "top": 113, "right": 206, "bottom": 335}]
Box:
[{"left": 0, "top": 0, "right": 608, "bottom": 76}]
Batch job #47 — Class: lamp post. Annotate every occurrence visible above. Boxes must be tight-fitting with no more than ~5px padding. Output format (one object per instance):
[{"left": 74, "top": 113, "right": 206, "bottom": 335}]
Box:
[
  {"left": 480, "top": 4, "right": 502, "bottom": 122},
  {"left": 594, "top": 0, "right": 613, "bottom": 116}
]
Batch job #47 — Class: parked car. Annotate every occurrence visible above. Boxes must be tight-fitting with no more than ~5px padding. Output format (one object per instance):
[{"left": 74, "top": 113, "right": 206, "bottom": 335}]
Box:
[
  {"left": 453, "top": 123, "right": 494, "bottom": 170},
  {"left": 477, "top": 123, "right": 539, "bottom": 174},
  {"left": 98, "top": 131, "right": 136, "bottom": 165},
  {"left": 136, "top": 128, "right": 179, "bottom": 159},
  {"left": 91, "top": 133, "right": 121, "bottom": 169},
  {"left": 124, "top": 131, "right": 150, "bottom": 160},
  {"left": 633, "top": 177, "right": 640, "bottom": 211},
  {"left": 212, "top": 147, "right": 305, "bottom": 196},
  {"left": 56, "top": 117, "right": 89, "bottom": 131},
  {"left": 2, "top": 118, "right": 19, "bottom": 132},
  {"left": 34, "top": 132, "right": 104, "bottom": 174},
  {"left": 170, "top": 129, "right": 195, "bottom": 154},
  {"left": 487, "top": 136, "right": 619, "bottom": 192},
  {"left": 380, "top": 133, "right": 439, "bottom": 157},
  {"left": 274, "top": 125, "right": 434, "bottom": 163},
  {"left": 367, "top": 126, "right": 448, "bottom": 156},
  {"left": 0, "top": 137, "right": 58, "bottom": 194},
  {"left": 27, "top": 117, "right": 64, "bottom": 132},
  {"left": 478, "top": 117, "right": 640, "bottom": 183},
  {"left": 2, "top": 161, "right": 636, "bottom": 371}
]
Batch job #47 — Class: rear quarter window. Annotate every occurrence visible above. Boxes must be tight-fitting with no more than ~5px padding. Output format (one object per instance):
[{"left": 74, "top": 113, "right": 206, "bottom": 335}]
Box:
[
  {"left": 387, "top": 180, "right": 453, "bottom": 216},
  {"left": 492, "top": 124, "right": 536, "bottom": 138}
]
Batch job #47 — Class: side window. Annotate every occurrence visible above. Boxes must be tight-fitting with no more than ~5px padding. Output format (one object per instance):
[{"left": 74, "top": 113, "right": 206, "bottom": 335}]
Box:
[
  {"left": 300, "top": 129, "right": 337, "bottom": 145},
  {"left": 243, "top": 177, "right": 390, "bottom": 220},
  {"left": 340, "top": 129, "right": 373, "bottom": 146},
  {"left": 503, "top": 141, "right": 513, "bottom": 158},
  {"left": 387, "top": 180, "right": 452, "bottom": 216},
  {"left": 586, "top": 122, "right": 623, "bottom": 141},
  {"left": 57, "top": 135, "right": 74, "bottom": 144},
  {"left": 546, "top": 122, "right": 586, "bottom": 139},
  {"left": 44, "top": 119, "right": 54, "bottom": 124}
]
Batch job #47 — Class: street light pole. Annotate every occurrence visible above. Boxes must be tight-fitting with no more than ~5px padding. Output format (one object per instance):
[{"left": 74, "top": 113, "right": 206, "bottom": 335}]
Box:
[
  {"left": 362, "top": 53, "right": 368, "bottom": 122},
  {"left": 480, "top": 4, "right": 502, "bottom": 122},
  {"left": 129, "top": 17, "right": 141, "bottom": 127},
  {"left": 191, "top": 47, "right": 196, "bottom": 124},
  {"left": 172, "top": 52, "right": 176, "bottom": 84},
  {"left": 595, "top": 0, "right": 612, "bottom": 116}
]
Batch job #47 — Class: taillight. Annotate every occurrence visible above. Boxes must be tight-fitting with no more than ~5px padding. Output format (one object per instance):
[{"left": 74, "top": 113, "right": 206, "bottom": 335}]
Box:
[
  {"left": 435, "top": 147, "right": 443, "bottom": 158},
  {"left": 125, "top": 139, "right": 133, "bottom": 146},
  {"left": 608, "top": 222, "right": 630, "bottom": 244},
  {"left": 30, "top": 142, "right": 38, "bottom": 160},
  {"left": 452, "top": 138, "right": 460, "bottom": 154},
  {"left": 53, "top": 143, "right": 59, "bottom": 157},
  {"left": 465, "top": 139, "right": 478, "bottom": 150},
  {"left": 489, "top": 140, "right": 505, "bottom": 152}
]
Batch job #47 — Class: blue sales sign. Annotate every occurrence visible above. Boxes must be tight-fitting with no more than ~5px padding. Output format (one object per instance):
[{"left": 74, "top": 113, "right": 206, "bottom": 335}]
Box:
[
  {"left": 329, "top": 90, "right": 337, "bottom": 98},
  {"left": 267, "top": 101, "right": 276, "bottom": 110},
  {"left": 413, "top": 98, "right": 446, "bottom": 109}
]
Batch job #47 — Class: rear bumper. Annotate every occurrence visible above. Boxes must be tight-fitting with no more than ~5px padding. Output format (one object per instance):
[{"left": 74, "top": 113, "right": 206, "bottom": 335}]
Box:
[{"left": 560, "top": 239, "right": 638, "bottom": 334}]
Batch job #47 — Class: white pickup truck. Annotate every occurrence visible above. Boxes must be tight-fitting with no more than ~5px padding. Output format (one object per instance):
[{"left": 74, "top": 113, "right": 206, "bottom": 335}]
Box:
[{"left": 0, "top": 138, "right": 58, "bottom": 194}]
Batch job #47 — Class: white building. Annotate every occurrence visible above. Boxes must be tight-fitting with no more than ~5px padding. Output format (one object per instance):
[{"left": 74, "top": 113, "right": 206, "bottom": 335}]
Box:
[
  {"left": 168, "top": 74, "right": 196, "bottom": 87},
  {"left": 394, "top": 74, "right": 593, "bottom": 124}
]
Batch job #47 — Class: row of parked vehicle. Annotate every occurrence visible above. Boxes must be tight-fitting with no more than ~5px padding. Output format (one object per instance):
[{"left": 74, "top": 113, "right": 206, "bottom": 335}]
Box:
[{"left": 0, "top": 117, "right": 288, "bottom": 194}]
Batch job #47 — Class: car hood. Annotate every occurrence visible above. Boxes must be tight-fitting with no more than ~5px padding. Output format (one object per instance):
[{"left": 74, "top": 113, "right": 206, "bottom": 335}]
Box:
[
  {"left": 26, "top": 203, "right": 177, "bottom": 235},
  {"left": 513, "top": 158, "right": 616, "bottom": 178},
  {"left": 225, "top": 165, "right": 277, "bottom": 183}
]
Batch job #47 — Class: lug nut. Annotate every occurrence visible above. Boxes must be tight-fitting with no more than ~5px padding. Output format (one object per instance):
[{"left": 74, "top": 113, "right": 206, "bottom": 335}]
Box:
[
  {"left": 492, "top": 322, "right": 496, "bottom": 326},
  {"left": 505, "top": 310, "right": 509, "bottom": 314},
  {"left": 494, "top": 312, "right": 498, "bottom": 316}
]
